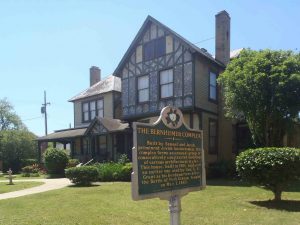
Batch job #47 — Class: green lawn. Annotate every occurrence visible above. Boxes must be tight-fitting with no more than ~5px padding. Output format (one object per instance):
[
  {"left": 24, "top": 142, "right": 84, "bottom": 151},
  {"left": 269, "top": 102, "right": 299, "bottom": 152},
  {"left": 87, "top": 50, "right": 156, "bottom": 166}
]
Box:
[
  {"left": 0, "top": 181, "right": 44, "bottom": 194},
  {"left": 0, "top": 180, "right": 299, "bottom": 225}
]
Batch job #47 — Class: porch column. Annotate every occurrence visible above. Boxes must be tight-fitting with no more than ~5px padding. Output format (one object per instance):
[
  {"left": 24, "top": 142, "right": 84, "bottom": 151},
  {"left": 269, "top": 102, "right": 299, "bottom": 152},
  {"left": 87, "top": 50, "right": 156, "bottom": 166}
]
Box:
[{"left": 38, "top": 141, "right": 42, "bottom": 163}]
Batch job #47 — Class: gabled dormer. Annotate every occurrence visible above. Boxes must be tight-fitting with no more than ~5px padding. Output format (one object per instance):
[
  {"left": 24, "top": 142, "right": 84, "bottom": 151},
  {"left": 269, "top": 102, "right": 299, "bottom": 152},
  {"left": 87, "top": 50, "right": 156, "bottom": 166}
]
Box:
[
  {"left": 114, "top": 16, "right": 224, "bottom": 120},
  {"left": 69, "top": 66, "right": 122, "bottom": 128}
]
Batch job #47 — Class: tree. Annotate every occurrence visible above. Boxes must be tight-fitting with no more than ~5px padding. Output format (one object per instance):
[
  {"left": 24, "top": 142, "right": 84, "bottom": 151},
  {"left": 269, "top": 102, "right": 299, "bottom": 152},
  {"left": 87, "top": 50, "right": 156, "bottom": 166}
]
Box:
[
  {"left": 218, "top": 49, "right": 300, "bottom": 146},
  {"left": 44, "top": 148, "right": 68, "bottom": 175},
  {"left": 0, "top": 130, "right": 37, "bottom": 171},
  {"left": 236, "top": 147, "right": 300, "bottom": 201},
  {"left": 0, "top": 98, "right": 26, "bottom": 130}
]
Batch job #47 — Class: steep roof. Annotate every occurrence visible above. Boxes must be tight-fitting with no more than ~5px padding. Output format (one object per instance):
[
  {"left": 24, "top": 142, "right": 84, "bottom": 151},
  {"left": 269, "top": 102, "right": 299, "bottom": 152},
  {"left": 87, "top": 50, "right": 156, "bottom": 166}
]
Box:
[
  {"left": 85, "top": 117, "right": 129, "bottom": 135},
  {"left": 114, "top": 15, "right": 225, "bottom": 75},
  {"left": 69, "top": 75, "right": 121, "bottom": 102},
  {"left": 230, "top": 48, "right": 244, "bottom": 59}
]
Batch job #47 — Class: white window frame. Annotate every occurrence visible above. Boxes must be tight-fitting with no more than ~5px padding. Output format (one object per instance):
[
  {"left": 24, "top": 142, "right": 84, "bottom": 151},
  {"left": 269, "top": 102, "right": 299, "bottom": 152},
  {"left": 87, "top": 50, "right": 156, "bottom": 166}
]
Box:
[
  {"left": 160, "top": 69, "right": 173, "bottom": 99},
  {"left": 137, "top": 75, "right": 149, "bottom": 102}
]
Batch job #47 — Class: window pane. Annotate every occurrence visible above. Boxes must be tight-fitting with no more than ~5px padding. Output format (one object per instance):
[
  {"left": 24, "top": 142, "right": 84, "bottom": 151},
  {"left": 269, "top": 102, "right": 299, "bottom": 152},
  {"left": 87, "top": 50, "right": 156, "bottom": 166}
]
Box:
[
  {"left": 168, "top": 83, "right": 173, "bottom": 96},
  {"left": 210, "top": 121, "right": 217, "bottom": 136},
  {"left": 210, "top": 72, "right": 216, "bottom": 86},
  {"left": 91, "top": 110, "right": 96, "bottom": 119},
  {"left": 138, "top": 76, "right": 149, "bottom": 90},
  {"left": 155, "top": 37, "right": 166, "bottom": 57},
  {"left": 83, "top": 103, "right": 89, "bottom": 111},
  {"left": 98, "top": 109, "right": 104, "bottom": 117},
  {"left": 160, "top": 69, "right": 173, "bottom": 84},
  {"left": 144, "top": 41, "right": 154, "bottom": 61},
  {"left": 161, "top": 84, "right": 173, "bottom": 98},
  {"left": 139, "top": 89, "right": 149, "bottom": 102},
  {"left": 97, "top": 100, "right": 103, "bottom": 109},
  {"left": 90, "top": 101, "right": 96, "bottom": 110},
  {"left": 210, "top": 86, "right": 217, "bottom": 100},
  {"left": 84, "top": 112, "right": 89, "bottom": 121}
]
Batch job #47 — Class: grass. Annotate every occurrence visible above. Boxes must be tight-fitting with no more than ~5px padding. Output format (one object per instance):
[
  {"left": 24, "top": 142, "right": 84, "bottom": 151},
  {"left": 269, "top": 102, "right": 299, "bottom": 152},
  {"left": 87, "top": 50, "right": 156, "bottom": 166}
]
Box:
[
  {"left": 0, "top": 181, "right": 44, "bottom": 194},
  {"left": 0, "top": 180, "right": 299, "bottom": 225}
]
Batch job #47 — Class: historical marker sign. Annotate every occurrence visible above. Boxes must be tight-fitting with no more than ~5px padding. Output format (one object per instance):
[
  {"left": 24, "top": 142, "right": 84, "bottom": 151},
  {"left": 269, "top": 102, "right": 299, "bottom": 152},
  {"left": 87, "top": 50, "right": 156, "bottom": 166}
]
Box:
[{"left": 132, "top": 106, "right": 206, "bottom": 201}]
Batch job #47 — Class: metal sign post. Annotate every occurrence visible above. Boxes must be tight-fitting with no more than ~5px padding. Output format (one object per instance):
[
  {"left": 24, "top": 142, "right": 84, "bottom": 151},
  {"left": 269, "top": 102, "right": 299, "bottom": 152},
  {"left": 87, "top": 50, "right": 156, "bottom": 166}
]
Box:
[
  {"left": 131, "top": 106, "right": 206, "bottom": 225},
  {"left": 169, "top": 195, "right": 181, "bottom": 225}
]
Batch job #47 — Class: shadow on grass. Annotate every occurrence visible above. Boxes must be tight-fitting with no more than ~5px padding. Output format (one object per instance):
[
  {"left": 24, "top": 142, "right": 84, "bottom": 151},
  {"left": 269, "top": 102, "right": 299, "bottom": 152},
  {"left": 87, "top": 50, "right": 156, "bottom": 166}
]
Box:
[
  {"left": 250, "top": 200, "right": 300, "bottom": 212},
  {"left": 67, "top": 183, "right": 100, "bottom": 188},
  {"left": 207, "top": 179, "right": 252, "bottom": 187}
]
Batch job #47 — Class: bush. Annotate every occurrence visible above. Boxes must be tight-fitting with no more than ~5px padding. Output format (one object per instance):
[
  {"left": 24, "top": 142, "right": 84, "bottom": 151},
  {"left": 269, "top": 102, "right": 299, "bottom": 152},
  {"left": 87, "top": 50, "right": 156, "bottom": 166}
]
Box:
[
  {"left": 95, "top": 162, "right": 132, "bottom": 182},
  {"left": 236, "top": 147, "right": 300, "bottom": 201},
  {"left": 67, "top": 159, "right": 80, "bottom": 168},
  {"left": 44, "top": 148, "right": 68, "bottom": 175},
  {"left": 21, "top": 164, "right": 40, "bottom": 177},
  {"left": 117, "top": 154, "right": 130, "bottom": 165},
  {"left": 65, "top": 166, "right": 99, "bottom": 186},
  {"left": 21, "top": 159, "right": 38, "bottom": 167}
]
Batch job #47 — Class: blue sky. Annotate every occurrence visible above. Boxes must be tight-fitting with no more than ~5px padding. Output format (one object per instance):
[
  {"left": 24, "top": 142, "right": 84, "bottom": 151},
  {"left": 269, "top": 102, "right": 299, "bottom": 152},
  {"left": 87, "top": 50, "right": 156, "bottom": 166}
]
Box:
[{"left": 0, "top": 0, "right": 299, "bottom": 136}]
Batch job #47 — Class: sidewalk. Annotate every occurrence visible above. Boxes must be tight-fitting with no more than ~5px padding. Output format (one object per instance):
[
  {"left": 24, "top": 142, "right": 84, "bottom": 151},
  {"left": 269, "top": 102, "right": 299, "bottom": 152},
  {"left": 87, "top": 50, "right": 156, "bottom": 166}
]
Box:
[{"left": 0, "top": 178, "right": 71, "bottom": 200}]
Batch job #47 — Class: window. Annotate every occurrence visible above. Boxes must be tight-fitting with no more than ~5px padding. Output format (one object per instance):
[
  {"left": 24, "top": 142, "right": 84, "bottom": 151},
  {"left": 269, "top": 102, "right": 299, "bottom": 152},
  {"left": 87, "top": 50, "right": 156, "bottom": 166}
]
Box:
[
  {"left": 160, "top": 69, "right": 173, "bottom": 98},
  {"left": 209, "top": 119, "right": 218, "bottom": 154},
  {"left": 98, "top": 135, "right": 107, "bottom": 155},
  {"left": 143, "top": 37, "right": 166, "bottom": 61},
  {"left": 82, "top": 99, "right": 104, "bottom": 122},
  {"left": 209, "top": 72, "right": 217, "bottom": 101},
  {"left": 97, "top": 99, "right": 104, "bottom": 117},
  {"left": 137, "top": 75, "right": 149, "bottom": 102},
  {"left": 83, "top": 103, "right": 89, "bottom": 122}
]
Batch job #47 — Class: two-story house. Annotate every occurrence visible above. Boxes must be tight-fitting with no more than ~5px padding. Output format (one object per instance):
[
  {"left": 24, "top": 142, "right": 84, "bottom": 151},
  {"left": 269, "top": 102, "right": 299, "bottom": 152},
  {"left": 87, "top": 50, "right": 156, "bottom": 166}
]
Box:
[
  {"left": 37, "top": 67, "right": 131, "bottom": 162},
  {"left": 38, "top": 10, "right": 241, "bottom": 165}
]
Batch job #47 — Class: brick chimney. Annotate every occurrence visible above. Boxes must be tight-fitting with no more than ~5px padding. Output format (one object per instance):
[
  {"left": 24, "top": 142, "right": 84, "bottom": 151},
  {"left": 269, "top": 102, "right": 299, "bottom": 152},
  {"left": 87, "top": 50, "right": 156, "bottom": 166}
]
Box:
[
  {"left": 90, "top": 66, "right": 101, "bottom": 86},
  {"left": 215, "top": 10, "right": 230, "bottom": 65}
]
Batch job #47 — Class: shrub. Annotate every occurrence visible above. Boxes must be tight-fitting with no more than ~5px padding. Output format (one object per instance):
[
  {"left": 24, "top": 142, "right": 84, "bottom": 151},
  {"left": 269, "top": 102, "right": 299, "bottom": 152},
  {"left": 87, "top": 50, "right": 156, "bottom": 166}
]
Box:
[
  {"left": 67, "top": 159, "right": 80, "bottom": 168},
  {"left": 44, "top": 148, "right": 68, "bottom": 175},
  {"left": 117, "top": 154, "right": 130, "bottom": 165},
  {"left": 21, "top": 159, "right": 38, "bottom": 167},
  {"left": 21, "top": 164, "right": 40, "bottom": 177},
  {"left": 236, "top": 147, "right": 300, "bottom": 201},
  {"left": 65, "top": 166, "right": 99, "bottom": 186},
  {"left": 95, "top": 162, "right": 132, "bottom": 182}
]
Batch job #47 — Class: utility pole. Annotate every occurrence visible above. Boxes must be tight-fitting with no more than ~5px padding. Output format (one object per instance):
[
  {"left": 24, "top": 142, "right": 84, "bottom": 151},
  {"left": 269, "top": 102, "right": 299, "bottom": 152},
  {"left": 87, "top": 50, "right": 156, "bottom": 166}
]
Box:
[{"left": 41, "top": 91, "right": 50, "bottom": 135}]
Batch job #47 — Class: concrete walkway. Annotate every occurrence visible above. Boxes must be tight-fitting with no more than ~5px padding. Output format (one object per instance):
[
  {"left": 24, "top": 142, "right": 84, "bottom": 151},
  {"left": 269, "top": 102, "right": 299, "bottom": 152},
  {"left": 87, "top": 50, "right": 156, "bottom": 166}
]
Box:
[{"left": 0, "top": 178, "right": 71, "bottom": 200}]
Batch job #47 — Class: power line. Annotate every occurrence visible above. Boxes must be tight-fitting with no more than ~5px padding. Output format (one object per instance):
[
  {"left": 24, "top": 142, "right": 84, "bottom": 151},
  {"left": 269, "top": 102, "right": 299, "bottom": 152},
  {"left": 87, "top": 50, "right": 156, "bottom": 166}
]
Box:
[
  {"left": 193, "top": 36, "right": 215, "bottom": 45},
  {"left": 23, "top": 116, "right": 43, "bottom": 121}
]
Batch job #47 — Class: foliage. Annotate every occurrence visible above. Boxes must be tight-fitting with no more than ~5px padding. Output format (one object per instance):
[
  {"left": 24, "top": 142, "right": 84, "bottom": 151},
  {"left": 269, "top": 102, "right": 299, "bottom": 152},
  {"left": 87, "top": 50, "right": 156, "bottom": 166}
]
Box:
[
  {"left": 0, "top": 130, "right": 37, "bottom": 171},
  {"left": 44, "top": 148, "right": 68, "bottom": 175},
  {"left": 21, "top": 159, "right": 38, "bottom": 167},
  {"left": 65, "top": 166, "right": 99, "bottom": 186},
  {"left": 218, "top": 49, "right": 300, "bottom": 146},
  {"left": 0, "top": 98, "right": 26, "bottom": 131},
  {"left": 66, "top": 159, "right": 80, "bottom": 168},
  {"left": 207, "top": 160, "right": 236, "bottom": 179},
  {"left": 117, "top": 154, "right": 130, "bottom": 165},
  {"left": 236, "top": 147, "right": 300, "bottom": 201},
  {"left": 21, "top": 164, "right": 40, "bottom": 177},
  {"left": 95, "top": 162, "right": 132, "bottom": 181}
]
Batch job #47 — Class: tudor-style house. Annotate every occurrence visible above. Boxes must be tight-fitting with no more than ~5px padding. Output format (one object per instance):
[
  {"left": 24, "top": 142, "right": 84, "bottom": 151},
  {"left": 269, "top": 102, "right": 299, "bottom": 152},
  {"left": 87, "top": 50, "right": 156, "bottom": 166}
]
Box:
[
  {"left": 114, "top": 11, "right": 236, "bottom": 164},
  {"left": 38, "top": 10, "right": 248, "bottom": 165}
]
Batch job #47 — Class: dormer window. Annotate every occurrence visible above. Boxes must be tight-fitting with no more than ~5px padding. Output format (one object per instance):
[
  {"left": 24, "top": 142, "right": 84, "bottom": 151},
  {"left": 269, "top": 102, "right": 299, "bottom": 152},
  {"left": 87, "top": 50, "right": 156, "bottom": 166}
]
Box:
[
  {"left": 143, "top": 37, "right": 166, "bottom": 61},
  {"left": 82, "top": 99, "right": 104, "bottom": 122}
]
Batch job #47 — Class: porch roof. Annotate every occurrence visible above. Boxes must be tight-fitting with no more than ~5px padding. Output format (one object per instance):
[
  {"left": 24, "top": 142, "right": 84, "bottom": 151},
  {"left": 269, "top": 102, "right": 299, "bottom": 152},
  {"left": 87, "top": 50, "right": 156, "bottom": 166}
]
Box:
[{"left": 37, "top": 127, "right": 87, "bottom": 142}]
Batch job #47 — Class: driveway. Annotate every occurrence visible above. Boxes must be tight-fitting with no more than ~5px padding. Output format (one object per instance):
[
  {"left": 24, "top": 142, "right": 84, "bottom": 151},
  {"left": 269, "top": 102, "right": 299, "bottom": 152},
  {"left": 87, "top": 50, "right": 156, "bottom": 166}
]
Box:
[{"left": 0, "top": 178, "right": 71, "bottom": 200}]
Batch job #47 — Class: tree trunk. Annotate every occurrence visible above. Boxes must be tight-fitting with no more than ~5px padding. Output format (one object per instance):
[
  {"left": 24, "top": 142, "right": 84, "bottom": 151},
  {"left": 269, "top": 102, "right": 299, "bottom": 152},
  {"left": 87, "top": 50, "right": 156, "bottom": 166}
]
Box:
[{"left": 273, "top": 187, "right": 282, "bottom": 201}]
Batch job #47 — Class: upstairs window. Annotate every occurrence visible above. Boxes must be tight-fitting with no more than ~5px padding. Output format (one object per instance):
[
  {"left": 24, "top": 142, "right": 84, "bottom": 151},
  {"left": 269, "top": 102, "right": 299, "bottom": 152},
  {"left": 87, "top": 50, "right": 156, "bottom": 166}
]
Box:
[
  {"left": 209, "top": 119, "right": 218, "bottom": 154},
  {"left": 143, "top": 37, "right": 166, "bottom": 61},
  {"left": 82, "top": 99, "right": 104, "bottom": 122},
  {"left": 137, "top": 75, "right": 149, "bottom": 102},
  {"left": 83, "top": 103, "right": 89, "bottom": 122},
  {"left": 160, "top": 69, "right": 173, "bottom": 98},
  {"left": 97, "top": 99, "right": 104, "bottom": 117},
  {"left": 209, "top": 72, "right": 217, "bottom": 101}
]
